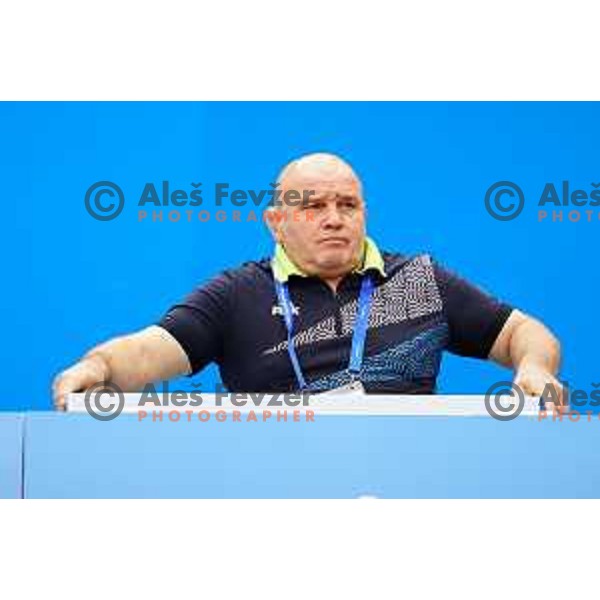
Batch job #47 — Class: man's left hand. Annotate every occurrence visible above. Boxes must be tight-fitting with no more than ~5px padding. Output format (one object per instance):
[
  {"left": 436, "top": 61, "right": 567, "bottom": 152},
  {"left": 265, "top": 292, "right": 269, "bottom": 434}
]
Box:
[{"left": 513, "top": 362, "right": 568, "bottom": 414}]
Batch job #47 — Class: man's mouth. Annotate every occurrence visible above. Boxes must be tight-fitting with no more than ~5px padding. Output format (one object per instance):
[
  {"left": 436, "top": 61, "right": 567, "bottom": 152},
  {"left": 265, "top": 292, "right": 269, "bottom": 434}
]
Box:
[{"left": 319, "top": 237, "right": 349, "bottom": 246}]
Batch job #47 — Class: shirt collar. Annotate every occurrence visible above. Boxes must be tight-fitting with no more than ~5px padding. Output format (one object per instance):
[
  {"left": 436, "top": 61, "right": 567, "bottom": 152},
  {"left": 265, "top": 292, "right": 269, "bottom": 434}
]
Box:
[{"left": 271, "top": 236, "right": 386, "bottom": 283}]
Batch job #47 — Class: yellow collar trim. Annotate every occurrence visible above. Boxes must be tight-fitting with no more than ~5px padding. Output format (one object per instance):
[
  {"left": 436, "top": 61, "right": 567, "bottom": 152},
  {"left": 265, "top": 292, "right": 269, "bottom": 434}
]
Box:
[{"left": 271, "top": 236, "right": 386, "bottom": 283}]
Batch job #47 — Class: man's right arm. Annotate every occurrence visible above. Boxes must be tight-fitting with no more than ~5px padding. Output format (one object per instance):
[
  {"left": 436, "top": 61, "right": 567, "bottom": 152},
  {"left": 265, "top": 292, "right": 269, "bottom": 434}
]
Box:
[{"left": 52, "top": 325, "right": 191, "bottom": 410}]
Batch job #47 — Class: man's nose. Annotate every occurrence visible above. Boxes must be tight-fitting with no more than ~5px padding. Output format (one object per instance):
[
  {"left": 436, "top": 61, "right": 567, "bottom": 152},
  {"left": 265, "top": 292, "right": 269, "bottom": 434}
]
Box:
[{"left": 321, "top": 205, "right": 344, "bottom": 228}]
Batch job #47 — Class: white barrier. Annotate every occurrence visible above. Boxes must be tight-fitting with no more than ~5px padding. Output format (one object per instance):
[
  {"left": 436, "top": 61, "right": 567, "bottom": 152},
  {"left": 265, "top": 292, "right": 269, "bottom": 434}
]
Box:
[{"left": 66, "top": 392, "right": 544, "bottom": 417}]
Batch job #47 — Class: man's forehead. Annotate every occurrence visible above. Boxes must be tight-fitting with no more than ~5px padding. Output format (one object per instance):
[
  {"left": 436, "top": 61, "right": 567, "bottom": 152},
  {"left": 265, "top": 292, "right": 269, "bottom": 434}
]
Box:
[
  {"left": 281, "top": 175, "right": 361, "bottom": 195},
  {"left": 277, "top": 153, "right": 363, "bottom": 199}
]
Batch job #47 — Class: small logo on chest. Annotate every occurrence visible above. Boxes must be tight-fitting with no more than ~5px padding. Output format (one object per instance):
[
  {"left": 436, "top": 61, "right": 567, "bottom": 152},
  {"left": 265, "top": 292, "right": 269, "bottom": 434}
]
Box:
[{"left": 272, "top": 303, "right": 300, "bottom": 317}]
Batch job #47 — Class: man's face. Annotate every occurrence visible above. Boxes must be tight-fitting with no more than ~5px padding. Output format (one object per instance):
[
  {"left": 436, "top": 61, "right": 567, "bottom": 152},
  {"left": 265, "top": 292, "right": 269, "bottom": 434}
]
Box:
[{"left": 273, "top": 175, "right": 366, "bottom": 279}]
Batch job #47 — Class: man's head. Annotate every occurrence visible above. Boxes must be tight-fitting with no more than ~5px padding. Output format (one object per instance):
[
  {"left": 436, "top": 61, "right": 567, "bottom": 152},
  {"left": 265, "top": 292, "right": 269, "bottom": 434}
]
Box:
[{"left": 267, "top": 152, "right": 366, "bottom": 282}]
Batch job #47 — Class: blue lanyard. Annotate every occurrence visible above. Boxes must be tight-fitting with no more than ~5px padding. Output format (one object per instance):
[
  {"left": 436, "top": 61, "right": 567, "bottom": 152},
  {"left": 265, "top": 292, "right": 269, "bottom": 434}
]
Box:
[{"left": 274, "top": 276, "right": 375, "bottom": 390}]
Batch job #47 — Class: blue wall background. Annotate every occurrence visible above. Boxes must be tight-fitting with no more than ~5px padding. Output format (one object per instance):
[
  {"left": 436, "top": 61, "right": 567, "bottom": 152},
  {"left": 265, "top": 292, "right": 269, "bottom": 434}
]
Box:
[{"left": 0, "top": 102, "right": 597, "bottom": 410}]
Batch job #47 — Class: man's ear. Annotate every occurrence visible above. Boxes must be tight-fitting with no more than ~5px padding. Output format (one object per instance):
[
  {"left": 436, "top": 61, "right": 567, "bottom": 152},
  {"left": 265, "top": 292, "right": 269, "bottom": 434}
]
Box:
[{"left": 265, "top": 207, "right": 284, "bottom": 243}]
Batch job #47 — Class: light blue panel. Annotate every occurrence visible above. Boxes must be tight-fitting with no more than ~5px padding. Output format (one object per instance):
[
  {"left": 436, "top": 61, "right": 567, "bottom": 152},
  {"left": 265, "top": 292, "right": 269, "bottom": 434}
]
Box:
[
  {"left": 363, "top": 417, "right": 600, "bottom": 498},
  {"left": 24, "top": 413, "right": 371, "bottom": 498},
  {"left": 24, "top": 413, "right": 600, "bottom": 498},
  {"left": 0, "top": 414, "right": 23, "bottom": 499}
]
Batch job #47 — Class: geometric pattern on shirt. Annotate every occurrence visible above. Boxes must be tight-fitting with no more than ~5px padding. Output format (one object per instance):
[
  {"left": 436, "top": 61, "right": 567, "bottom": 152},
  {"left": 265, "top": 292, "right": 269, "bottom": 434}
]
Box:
[
  {"left": 303, "top": 322, "right": 450, "bottom": 392},
  {"left": 263, "top": 254, "right": 443, "bottom": 356}
]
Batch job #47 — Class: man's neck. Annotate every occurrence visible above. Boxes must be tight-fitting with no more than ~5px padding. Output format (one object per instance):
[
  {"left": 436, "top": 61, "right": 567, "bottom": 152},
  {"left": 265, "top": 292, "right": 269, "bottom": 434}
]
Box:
[
  {"left": 322, "top": 276, "right": 344, "bottom": 293},
  {"left": 318, "top": 256, "right": 363, "bottom": 293}
]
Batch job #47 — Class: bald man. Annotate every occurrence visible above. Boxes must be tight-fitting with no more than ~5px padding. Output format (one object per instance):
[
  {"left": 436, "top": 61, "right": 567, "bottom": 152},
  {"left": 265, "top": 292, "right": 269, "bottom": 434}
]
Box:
[{"left": 53, "top": 153, "right": 564, "bottom": 408}]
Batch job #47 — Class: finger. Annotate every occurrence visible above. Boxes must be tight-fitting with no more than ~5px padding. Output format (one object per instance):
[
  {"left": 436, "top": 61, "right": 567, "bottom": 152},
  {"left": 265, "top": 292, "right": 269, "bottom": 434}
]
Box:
[
  {"left": 513, "top": 378, "right": 536, "bottom": 396},
  {"left": 53, "top": 376, "right": 75, "bottom": 403},
  {"left": 53, "top": 374, "right": 85, "bottom": 410},
  {"left": 53, "top": 385, "right": 70, "bottom": 410},
  {"left": 547, "top": 382, "right": 566, "bottom": 408}
]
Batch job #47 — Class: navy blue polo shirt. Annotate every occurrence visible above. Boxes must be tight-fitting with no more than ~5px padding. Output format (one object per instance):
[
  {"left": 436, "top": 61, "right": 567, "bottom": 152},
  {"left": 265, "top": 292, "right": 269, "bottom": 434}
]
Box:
[{"left": 158, "top": 241, "right": 514, "bottom": 394}]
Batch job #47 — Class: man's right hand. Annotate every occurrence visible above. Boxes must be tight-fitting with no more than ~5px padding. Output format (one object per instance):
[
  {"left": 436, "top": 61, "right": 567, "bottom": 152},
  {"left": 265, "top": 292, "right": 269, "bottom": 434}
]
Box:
[
  {"left": 52, "top": 354, "right": 110, "bottom": 411},
  {"left": 51, "top": 326, "right": 192, "bottom": 411}
]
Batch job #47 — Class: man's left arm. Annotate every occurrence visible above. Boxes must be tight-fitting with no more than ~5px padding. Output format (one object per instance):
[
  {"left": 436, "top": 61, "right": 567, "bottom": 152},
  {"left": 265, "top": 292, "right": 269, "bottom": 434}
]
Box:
[
  {"left": 488, "top": 309, "right": 566, "bottom": 409},
  {"left": 431, "top": 257, "right": 565, "bottom": 409}
]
